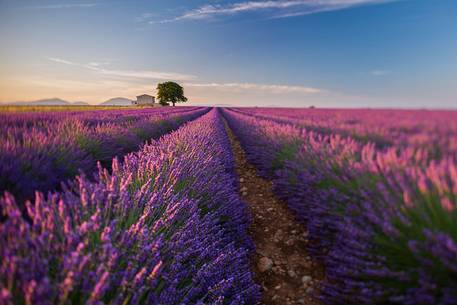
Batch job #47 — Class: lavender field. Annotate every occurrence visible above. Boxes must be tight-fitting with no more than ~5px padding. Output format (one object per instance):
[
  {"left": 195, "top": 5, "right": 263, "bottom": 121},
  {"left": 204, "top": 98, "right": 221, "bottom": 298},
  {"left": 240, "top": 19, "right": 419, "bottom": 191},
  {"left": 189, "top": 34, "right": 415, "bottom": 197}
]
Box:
[
  {"left": 0, "top": 106, "right": 208, "bottom": 202},
  {"left": 1, "top": 106, "right": 457, "bottom": 305},
  {"left": 223, "top": 107, "right": 457, "bottom": 304}
]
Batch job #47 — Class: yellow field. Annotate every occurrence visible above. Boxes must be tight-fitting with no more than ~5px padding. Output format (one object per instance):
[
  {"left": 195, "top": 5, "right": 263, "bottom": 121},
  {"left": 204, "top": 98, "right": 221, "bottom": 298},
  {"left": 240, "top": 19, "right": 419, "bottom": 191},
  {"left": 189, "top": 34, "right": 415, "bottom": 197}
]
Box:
[{"left": 0, "top": 105, "right": 139, "bottom": 112}]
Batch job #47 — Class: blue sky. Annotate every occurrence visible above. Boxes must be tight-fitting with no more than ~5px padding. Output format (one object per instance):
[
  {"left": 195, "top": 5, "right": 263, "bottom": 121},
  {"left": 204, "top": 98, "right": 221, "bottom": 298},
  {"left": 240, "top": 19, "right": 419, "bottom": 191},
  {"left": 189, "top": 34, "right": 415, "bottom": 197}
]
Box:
[{"left": 0, "top": 0, "right": 456, "bottom": 107}]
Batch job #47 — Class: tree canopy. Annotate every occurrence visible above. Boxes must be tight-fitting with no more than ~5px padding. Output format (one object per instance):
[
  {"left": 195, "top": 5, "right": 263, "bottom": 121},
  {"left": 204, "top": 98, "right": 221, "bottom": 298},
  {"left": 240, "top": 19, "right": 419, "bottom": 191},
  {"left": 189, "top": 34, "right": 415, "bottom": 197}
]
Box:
[{"left": 156, "top": 82, "right": 187, "bottom": 107}]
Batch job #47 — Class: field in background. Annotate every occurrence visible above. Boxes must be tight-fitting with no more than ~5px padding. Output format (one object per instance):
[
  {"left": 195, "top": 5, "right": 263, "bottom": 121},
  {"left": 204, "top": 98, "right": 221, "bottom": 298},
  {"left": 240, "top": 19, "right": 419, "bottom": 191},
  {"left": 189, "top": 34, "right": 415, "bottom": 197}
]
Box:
[
  {"left": 1, "top": 106, "right": 456, "bottom": 305},
  {"left": 0, "top": 106, "right": 207, "bottom": 202},
  {"left": 0, "top": 105, "right": 143, "bottom": 112}
]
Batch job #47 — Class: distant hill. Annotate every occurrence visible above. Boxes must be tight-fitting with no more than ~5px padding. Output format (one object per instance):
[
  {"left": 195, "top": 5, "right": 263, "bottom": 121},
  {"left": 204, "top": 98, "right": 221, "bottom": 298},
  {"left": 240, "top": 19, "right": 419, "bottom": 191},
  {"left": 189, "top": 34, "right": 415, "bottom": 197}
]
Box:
[
  {"left": 2, "top": 97, "right": 133, "bottom": 106},
  {"left": 100, "top": 97, "right": 132, "bottom": 106},
  {"left": 10, "top": 98, "right": 71, "bottom": 106},
  {"left": 72, "top": 101, "right": 90, "bottom": 106},
  {"left": 4, "top": 98, "right": 92, "bottom": 106}
]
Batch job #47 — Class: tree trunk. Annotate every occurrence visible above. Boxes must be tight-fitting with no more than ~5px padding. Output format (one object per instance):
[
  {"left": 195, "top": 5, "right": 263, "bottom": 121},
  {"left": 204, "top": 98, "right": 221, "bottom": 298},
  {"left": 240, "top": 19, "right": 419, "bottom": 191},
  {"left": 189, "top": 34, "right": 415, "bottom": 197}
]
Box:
[{"left": 172, "top": 102, "right": 175, "bottom": 106}]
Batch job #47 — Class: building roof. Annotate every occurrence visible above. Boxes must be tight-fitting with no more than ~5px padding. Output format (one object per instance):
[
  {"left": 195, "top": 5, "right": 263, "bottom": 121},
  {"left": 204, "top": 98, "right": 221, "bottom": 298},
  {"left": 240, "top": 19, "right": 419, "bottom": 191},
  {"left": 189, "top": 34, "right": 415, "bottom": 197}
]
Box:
[{"left": 137, "top": 94, "right": 155, "bottom": 98}]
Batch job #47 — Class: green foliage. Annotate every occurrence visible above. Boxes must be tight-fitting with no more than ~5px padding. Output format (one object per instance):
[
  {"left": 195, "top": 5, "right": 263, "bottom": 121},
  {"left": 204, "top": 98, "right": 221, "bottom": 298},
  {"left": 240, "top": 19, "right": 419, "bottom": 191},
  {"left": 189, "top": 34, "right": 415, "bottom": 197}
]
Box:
[
  {"left": 373, "top": 190, "right": 457, "bottom": 280},
  {"left": 271, "top": 141, "right": 301, "bottom": 173},
  {"left": 156, "top": 82, "right": 188, "bottom": 106}
]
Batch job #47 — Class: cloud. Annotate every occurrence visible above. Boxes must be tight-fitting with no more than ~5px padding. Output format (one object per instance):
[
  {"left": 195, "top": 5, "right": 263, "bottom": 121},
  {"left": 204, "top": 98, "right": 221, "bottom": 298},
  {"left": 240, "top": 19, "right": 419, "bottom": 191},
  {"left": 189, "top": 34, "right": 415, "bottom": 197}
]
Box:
[
  {"left": 184, "top": 82, "right": 322, "bottom": 94},
  {"left": 47, "top": 57, "right": 76, "bottom": 65},
  {"left": 154, "top": 0, "right": 400, "bottom": 23},
  {"left": 135, "top": 13, "right": 157, "bottom": 23},
  {"left": 45, "top": 57, "right": 324, "bottom": 102},
  {"left": 371, "top": 69, "right": 390, "bottom": 76},
  {"left": 47, "top": 57, "right": 196, "bottom": 81},
  {"left": 96, "top": 69, "right": 196, "bottom": 81},
  {"left": 27, "top": 3, "right": 97, "bottom": 9}
]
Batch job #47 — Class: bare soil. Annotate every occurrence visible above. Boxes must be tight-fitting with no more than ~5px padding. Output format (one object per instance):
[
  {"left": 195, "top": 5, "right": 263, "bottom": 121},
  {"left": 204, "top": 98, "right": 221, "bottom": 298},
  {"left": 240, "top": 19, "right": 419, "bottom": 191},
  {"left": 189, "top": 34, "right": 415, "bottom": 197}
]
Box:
[{"left": 225, "top": 122, "right": 324, "bottom": 305}]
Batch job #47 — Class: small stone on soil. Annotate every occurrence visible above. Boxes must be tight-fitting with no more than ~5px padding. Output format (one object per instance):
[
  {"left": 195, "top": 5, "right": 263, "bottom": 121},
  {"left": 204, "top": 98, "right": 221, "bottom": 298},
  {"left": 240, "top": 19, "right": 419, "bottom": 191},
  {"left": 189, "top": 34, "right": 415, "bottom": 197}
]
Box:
[
  {"left": 286, "top": 239, "right": 295, "bottom": 246},
  {"left": 302, "top": 275, "right": 312, "bottom": 285},
  {"left": 288, "top": 270, "right": 297, "bottom": 278},
  {"left": 257, "top": 257, "right": 273, "bottom": 272}
]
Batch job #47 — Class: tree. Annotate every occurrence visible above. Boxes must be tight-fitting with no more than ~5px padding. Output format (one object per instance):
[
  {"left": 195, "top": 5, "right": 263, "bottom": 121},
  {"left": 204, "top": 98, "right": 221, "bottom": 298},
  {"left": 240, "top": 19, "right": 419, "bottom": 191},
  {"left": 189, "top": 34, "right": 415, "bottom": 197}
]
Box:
[{"left": 156, "top": 82, "right": 187, "bottom": 107}]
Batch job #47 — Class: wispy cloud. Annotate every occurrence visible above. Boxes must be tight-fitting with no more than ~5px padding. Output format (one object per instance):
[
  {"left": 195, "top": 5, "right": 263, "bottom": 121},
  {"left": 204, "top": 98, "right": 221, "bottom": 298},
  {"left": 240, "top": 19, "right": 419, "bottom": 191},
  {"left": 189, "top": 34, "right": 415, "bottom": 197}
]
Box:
[
  {"left": 47, "top": 57, "right": 76, "bottom": 65},
  {"left": 135, "top": 13, "right": 157, "bottom": 23},
  {"left": 46, "top": 57, "right": 323, "bottom": 98},
  {"left": 47, "top": 57, "right": 196, "bottom": 81},
  {"left": 184, "top": 82, "right": 322, "bottom": 94},
  {"left": 153, "top": 0, "right": 400, "bottom": 23},
  {"left": 97, "top": 69, "right": 196, "bottom": 81},
  {"left": 27, "top": 3, "right": 98, "bottom": 9},
  {"left": 371, "top": 69, "right": 390, "bottom": 76}
]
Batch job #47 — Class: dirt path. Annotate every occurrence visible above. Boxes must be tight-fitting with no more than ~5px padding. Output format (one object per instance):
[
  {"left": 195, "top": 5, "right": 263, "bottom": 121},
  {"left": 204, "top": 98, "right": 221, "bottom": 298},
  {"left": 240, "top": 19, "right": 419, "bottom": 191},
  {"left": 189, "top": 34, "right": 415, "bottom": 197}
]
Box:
[{"left": 225, "top": 122, "right": 324, "bottom": 305}]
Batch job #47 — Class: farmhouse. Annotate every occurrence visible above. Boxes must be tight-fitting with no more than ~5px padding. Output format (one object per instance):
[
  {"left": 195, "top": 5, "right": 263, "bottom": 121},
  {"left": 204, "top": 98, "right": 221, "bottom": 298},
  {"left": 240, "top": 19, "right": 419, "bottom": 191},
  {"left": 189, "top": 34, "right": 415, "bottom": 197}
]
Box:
[{"left": 133, "top": 94, "right": 156, "bottom": 106}]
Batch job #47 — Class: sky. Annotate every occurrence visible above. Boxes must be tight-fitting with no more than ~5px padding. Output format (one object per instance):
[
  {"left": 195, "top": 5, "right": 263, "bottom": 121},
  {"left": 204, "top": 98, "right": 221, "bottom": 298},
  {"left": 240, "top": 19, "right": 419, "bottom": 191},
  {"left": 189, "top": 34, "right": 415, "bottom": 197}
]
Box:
[{"left": 0, "top": 0, "right": 456, "bottom": 108}]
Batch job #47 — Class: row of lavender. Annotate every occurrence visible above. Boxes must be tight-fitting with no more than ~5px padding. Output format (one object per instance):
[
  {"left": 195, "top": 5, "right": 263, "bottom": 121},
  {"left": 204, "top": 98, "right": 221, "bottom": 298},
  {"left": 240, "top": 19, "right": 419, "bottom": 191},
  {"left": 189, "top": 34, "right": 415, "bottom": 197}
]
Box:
[
  {"left": 233, "top": 107, "right": 457, "bottom": 157},
  {"left": 0, "top": 107, "right": 208, "bottom": 202},
  {"left": 222, "top": 108, "right": 457, "bottom": 304},
  {"left": 0, "top": 106, "right": 200, "bottom": 129},
  {"left": 0, "top": 109, "right": 260, "bottom": 304}
]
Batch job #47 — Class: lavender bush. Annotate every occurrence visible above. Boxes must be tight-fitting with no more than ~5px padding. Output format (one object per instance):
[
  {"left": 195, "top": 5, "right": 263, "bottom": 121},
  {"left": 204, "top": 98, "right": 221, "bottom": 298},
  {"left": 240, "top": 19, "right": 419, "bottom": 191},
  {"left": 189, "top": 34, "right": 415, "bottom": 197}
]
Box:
[
  {"left": 0, "top": 109, "right": 259, "bottom": 304},
  {"left": 0, "top": 107, "right": 208, "bottom": 202},
  {"left": 222, "top": 108, "right": 457, "bottom": 305},
  {"left": 231, "top": 107, "right": 457, "bottom": 156}
]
